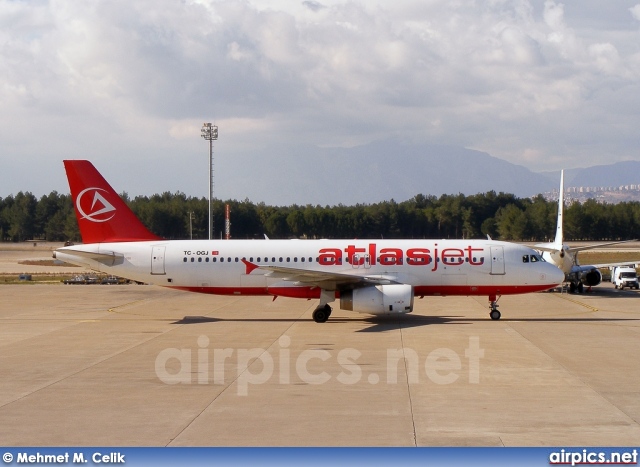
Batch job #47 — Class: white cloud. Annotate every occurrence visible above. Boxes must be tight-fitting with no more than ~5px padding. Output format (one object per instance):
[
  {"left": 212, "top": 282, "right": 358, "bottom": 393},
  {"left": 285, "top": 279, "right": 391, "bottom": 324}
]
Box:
[
  {"left": 588, "top": 42, "right": 623, "bottom": 75},
  {"left": 2, "top": 0, "right": 640, "bottom": 202},
  {"left": 543, "top": 0, "right": 565, "bottom": 30}
]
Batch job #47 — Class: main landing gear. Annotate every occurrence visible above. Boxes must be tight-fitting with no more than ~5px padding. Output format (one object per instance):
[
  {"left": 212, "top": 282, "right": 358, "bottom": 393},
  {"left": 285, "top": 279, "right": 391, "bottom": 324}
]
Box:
[
  {"left": 489, "top": 295, "right": 501, "bottom": 320},
  {"left": 569, "top": 282, "right": 584, "bottom": 294},
  {"left": 312, "top": 304, "right": 332, "bottom": 323},
  {"left": 312, "top": 289, "right": 335, "bottom": 323}
]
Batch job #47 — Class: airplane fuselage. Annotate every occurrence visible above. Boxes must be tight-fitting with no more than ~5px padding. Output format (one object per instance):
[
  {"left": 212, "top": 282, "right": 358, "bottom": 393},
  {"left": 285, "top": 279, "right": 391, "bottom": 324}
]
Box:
[{"left": 56, "top": 238, "right": 561, "bottom": 300}]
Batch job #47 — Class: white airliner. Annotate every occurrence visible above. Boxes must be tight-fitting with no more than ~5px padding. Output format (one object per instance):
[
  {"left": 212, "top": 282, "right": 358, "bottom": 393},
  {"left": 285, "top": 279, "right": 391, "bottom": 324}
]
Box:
[
  {"left": 535, "top": 170, "right": 636, "bottom": 293},
  {"left": 55, "top": 160, "right": 563, "bottom": 322}
]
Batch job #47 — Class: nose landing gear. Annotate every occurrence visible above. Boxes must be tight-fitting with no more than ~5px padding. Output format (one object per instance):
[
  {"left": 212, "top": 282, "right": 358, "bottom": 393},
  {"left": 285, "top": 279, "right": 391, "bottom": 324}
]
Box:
[{"left": 489, "top": 295, "right": 501, "bottom": 320}]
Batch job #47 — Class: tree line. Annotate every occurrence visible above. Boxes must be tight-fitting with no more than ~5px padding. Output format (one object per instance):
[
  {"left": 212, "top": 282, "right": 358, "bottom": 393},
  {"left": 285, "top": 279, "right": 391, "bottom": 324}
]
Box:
[{"left": 1, "top": 190, "right": 638, "bottom": 242}]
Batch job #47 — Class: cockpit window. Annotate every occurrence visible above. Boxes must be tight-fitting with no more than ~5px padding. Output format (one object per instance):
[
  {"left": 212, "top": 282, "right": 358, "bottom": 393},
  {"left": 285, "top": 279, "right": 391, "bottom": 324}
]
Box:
[{"left": 523, "top": 254, "right": 545, "bottom": 263}]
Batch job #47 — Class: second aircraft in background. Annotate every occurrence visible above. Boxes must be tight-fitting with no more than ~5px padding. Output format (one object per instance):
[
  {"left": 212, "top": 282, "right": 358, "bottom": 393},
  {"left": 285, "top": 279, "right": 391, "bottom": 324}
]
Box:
[{"left": 535, "top": 170, "right": 637, "bottom": 293}]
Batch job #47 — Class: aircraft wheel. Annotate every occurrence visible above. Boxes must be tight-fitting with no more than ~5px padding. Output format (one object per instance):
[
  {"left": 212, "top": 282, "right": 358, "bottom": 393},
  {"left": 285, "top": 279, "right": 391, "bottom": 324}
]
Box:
[
  {"left": 490, "top": 309, "right": 501, "bottom": 320},
  {"left": 323, "top": 304, "right": 332, "bottom": 317},
  {"left": 312, "top": 307, "right": 330, "bottom": 323}
]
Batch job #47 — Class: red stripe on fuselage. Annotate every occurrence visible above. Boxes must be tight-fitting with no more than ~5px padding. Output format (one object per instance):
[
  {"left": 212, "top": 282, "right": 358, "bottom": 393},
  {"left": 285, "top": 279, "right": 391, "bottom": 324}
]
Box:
[{"left": 167, "top": 283, "right": 558, "bottom": 298}]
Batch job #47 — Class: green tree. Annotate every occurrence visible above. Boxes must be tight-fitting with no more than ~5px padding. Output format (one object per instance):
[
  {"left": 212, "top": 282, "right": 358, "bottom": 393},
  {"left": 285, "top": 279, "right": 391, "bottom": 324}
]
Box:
[
  {"left": 495, "top": 204, "right": 528, "bottom": 240},
  {"left": 5, "top": 192, "right": 37, "bottom": 241}
]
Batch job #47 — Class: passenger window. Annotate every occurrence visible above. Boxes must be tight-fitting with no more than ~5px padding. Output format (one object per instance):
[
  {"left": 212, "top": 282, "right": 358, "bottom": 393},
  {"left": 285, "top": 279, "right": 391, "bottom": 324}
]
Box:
[{"left": 183, "top": 257, "right": 187, "bottom": 262}]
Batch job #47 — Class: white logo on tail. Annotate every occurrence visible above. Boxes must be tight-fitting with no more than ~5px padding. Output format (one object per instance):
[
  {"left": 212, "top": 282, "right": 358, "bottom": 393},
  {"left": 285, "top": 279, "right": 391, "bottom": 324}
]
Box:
[{"left": 76, "top": 188, "right": 116, "bottom": 223}]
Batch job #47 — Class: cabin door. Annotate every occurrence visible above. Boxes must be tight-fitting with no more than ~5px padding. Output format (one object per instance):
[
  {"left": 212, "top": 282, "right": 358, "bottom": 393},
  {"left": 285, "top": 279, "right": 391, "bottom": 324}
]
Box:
[
  {"left": 490, "top": 246, "right": 505, "bottom": 275},
  {"left": 151, "top": 246, "right": 166, "bottom": 275}
]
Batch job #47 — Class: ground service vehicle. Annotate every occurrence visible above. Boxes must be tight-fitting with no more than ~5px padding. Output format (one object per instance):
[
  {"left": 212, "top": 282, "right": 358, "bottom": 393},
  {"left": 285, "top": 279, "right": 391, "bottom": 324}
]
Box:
[{"left": 611, "top": 266, "right": 639, "bottom": 290}]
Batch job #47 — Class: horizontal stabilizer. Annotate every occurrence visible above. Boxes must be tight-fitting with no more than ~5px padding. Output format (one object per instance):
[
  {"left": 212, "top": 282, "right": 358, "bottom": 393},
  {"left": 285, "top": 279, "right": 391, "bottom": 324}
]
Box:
[
  {"left": 533, "top": 242, "right": 563, "bottom": 254},
  {"left": 57, "top": 248, "right": 124, "bottom": 267}
]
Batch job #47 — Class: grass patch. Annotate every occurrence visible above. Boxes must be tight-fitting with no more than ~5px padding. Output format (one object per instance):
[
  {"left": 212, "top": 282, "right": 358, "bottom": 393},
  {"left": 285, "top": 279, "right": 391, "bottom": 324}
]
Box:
[
  {"left": 0, "top": 273, "right": 76, "bottom": 284},
  {"left": 577, "top": 251, "right": 640, "bottom": 267},
  {"left": 18, "top": 260, "right": 77, "bottom": 267}
]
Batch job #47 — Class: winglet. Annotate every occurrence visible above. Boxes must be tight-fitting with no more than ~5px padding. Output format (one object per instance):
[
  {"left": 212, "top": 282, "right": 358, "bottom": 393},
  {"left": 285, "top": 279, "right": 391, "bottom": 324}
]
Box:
[{"left": 64, "top": 160, "right": 162, "bottom": 244}]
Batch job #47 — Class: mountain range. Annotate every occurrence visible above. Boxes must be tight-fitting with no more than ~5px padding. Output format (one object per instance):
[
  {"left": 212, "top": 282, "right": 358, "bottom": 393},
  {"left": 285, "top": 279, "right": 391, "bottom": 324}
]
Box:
[
  {"left": 260, "top": 139, "right": 639, "bottom": 205},
  {"left": 540, "top": 161, "right": 640, "bottom": 188}
]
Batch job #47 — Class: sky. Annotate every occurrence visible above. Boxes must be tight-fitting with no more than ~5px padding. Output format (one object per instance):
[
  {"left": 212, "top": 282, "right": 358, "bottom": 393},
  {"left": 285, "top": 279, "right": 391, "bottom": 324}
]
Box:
[{"left": 2, "top": 0, "right": 640, "bottom": 205}]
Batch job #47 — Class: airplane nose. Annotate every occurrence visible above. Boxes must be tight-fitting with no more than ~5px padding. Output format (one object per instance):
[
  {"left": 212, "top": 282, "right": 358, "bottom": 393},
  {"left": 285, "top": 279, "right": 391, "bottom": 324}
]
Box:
[{"left": 546, "top": 263, "right": 565, "bottom": 285}]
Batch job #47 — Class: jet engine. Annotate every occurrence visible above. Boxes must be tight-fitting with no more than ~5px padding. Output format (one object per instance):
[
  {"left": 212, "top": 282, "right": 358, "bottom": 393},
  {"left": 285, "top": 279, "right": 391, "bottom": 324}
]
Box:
[
  {"left": 581, "top": 268, "right": 602, "bottom": 287},
  {"left": 340, "top": 284, "right": 414, "bottom": 315}
]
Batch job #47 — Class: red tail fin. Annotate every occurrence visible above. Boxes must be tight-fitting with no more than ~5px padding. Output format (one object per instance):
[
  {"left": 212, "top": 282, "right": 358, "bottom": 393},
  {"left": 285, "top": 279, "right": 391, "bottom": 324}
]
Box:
[{"left": 64, "top": 160, "right": 162, "bottom": 243}]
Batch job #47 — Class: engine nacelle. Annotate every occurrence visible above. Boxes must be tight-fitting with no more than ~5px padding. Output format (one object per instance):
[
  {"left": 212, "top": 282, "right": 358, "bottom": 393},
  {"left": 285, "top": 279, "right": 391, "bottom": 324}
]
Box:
[
  {"left": 582, "top": 268, "right": 602, "bottom": 287},
  {"left": 340, "top": 284, "right": 414, "bottom": 315}
]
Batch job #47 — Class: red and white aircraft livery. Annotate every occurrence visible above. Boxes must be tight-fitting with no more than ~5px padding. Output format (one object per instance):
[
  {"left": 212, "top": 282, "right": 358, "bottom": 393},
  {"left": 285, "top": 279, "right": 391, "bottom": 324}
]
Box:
[{"left": 55, "top": 160, "right": 564, "bottom": 322}]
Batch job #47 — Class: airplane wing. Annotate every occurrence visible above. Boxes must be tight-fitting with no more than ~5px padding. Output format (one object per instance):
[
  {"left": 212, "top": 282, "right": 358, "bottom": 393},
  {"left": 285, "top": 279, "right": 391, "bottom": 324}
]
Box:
[
  {"left": 533, "top": 239, "right": 636, "bottom": 254},
  {"left": 566, "top": 240, "right": 637, "bottom": 254},
  {"left": 242, "top": 260, "right": 399, "bottom": 288}
]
